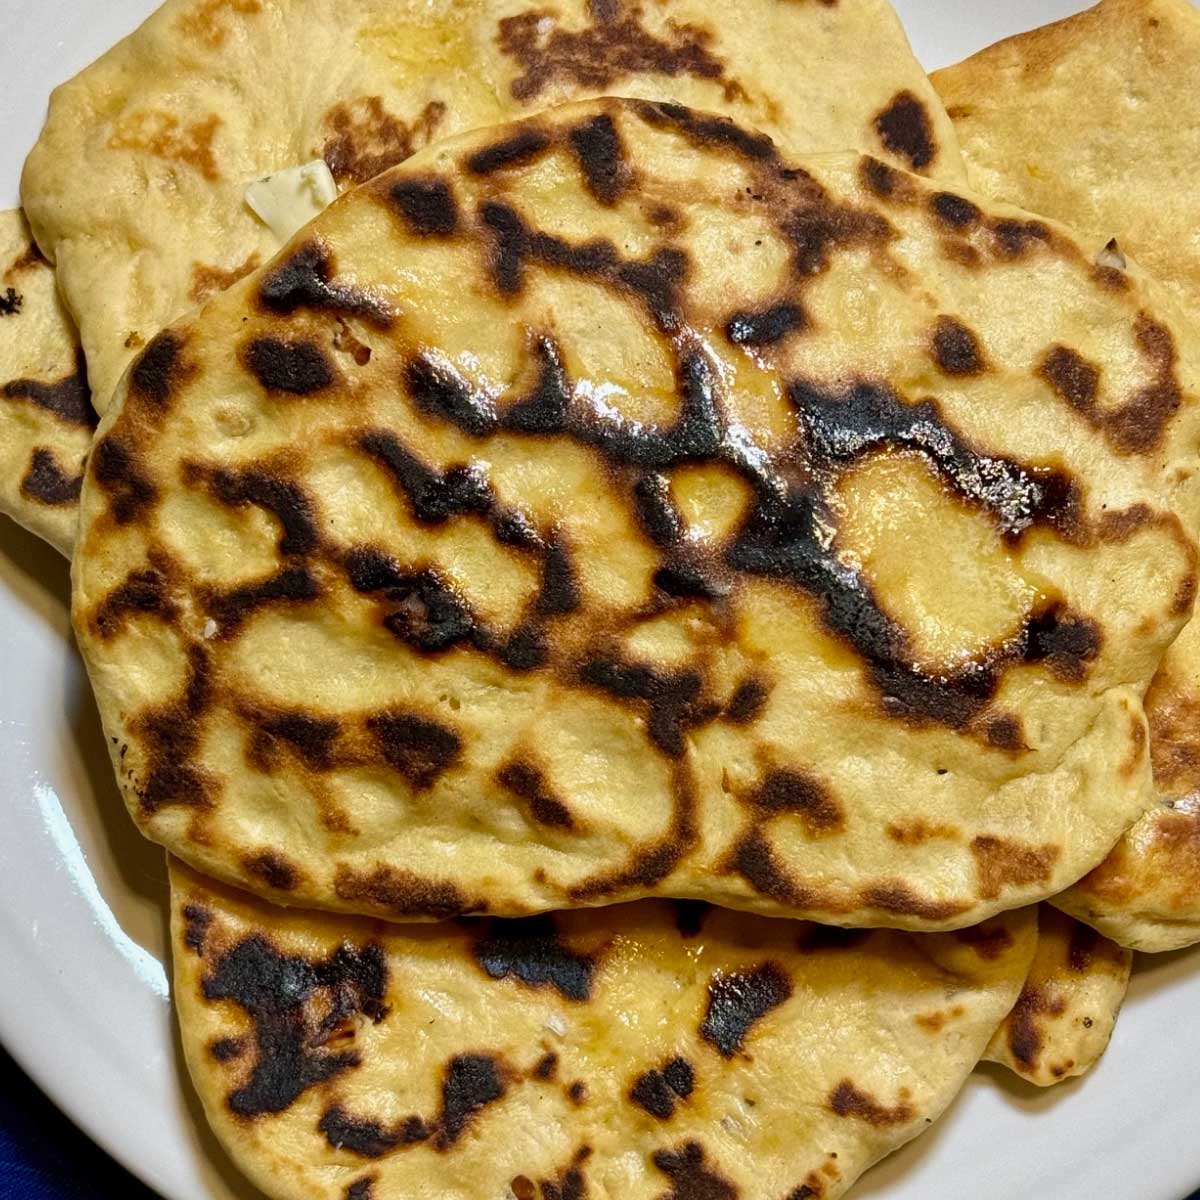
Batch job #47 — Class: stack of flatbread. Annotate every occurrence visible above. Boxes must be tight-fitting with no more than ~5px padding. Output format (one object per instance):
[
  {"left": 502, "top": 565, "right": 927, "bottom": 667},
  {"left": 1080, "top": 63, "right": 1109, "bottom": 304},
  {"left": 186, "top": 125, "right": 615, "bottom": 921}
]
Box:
[{"left": 3, "top": 0, "right": 1199, "bottom": 1194}]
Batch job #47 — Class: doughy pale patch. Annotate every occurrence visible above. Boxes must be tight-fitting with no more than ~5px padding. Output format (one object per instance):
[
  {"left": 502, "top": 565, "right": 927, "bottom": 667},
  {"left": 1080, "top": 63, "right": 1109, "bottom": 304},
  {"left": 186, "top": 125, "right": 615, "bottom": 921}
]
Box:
[
  {"left": 73, "top": 100, "right": 1200, "bottom": 928},
  {"left": 982, "top": 906, "right": 1130, "bottom": 1087},
  {"left": 933, "top": 0, "right": 1200, "bottom": 952},
  {"left": 0, "top": 209, "right": 94, "bottom": 555},
  {"left": 171, "top": 859, "right": 1036, "bottom": 1200},
  {"left": 23, "top": 0, "right": 962, "bottom": 411}
]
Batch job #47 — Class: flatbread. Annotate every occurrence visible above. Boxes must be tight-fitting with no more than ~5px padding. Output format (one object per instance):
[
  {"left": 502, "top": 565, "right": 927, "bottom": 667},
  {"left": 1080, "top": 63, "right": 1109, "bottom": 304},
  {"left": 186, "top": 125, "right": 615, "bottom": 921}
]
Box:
[
  {"left": 22, "top": 0, "right": 963, "bottom": 412},
  {"left": 73, "top": 99, "right": 1200, "bottom": 929},
  {"left": 932, "top": 0, "right": 1200, "bottom": 952},
  {"left": 1059, "top": 615, "right": 1200, "bottom": 950},
  {"left": 0, "top": 209, "right": 94, "bottom": 555},
  {"left": 931, "top": 0, "right": 1200, "bottom": 317},
  {"left": 171, "top": 858, "right": 1036, "bottom": 1200},
  {"left": 982, "top": 906, "right": 1129, "bottom": 1087}
]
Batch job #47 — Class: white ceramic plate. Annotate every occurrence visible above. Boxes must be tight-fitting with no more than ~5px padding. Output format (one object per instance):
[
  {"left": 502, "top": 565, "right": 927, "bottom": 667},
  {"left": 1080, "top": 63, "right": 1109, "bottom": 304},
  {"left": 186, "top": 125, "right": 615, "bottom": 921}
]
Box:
[{"left": 2, "top": 3, "right": 1199, "bottom": 1198}]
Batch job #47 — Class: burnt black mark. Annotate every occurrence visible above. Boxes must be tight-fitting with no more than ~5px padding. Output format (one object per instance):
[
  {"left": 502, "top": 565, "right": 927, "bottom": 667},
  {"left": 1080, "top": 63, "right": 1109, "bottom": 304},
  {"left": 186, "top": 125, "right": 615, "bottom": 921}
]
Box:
[
  {"left": 3, "top": 350, "right": 94, "bottom": 427},
  {"left": 931, "top": 316, "right": 986, "bottom": 376},
  {"left": 92, "top": 435, "right": 158, "bottom": 524},
  {"left": 323, "top": 1054, "right": 508, "bottom": 1156},
  {"left": 334, "top": 864, "right": 474, "bottom": 919},
  {"left": 244, "top": 337, "right": 336, "bottom": 395},
  {"left": 467, "top": 128, "right": 552, "bottom": 175},
  {"left": 875, "top": 91, "right": 936, "bottom": 171},
  {"left": 992, "top": 218, "right": 1051, "bottom": 259},
  {"left": 259, "top": 241, "right": 393, "bottom": 327},
  {"left": 439, "top": 1054, "right": 507, "bottom": 1146},
  {"left": 208, "top": 467, "right": 319, "bottom": 555},
  {"left": 533, "top": 1052, "right": 559, "bottom": 1080},
  {"left": 476, "top": 200, "right": 687, "bottom": 331},
  {"left": 345, "top": 1179, "right": 376, "bottom": 1200},
  {"left": 751, "top": 769, "right": 843, "bottom": 834},
  {"left": 567, "top": 1080, "right": 588, "bottom": 1105},
  {"left": 360, "top": 430, "right": 493, "bottom": 525},
  {"left": 726, "top": 302, "right": 807, "bottom": 348},
  {"left": 631, "top": 1057, "right": 694, "bottom": 1119},
  {"left": 931, "top": 192, "right": 981, "bottom": 230},
  {"left": 652, "top": 1142, "right": 737, "bottom": 1200},
  {"left": 243, "top": 850, "right": 301, "bottom": 891},
  {"left": 481, "top": 202, "right": 528, "bottom": 296},
  {"left": 725, "top": 678, "right": 769, "bottom": 724},
  {"left": 829, "top": 1079, "right": 915, "bottom": 1126},
  {"left": 672, "top": 899, "right": 710, "bottom": 939},
  {"left": 861, "top": 156, "right": 907, "bottom": 200},
  {"left": 632, "top": 99, "right": 777, "bottom": 162},
  {"left": 347, "top": 547, "right": 477, "bottom": 653},
  {"left": 389, "top": 178, "right": 459, "bottom": 236},
  {"left": 539, "top": 1161, "right": 588, "bottom": 1200},
  {"left": 247, "top": 709, "right": 340, "bottom": 770},
  {"left": 21, "top": 449, "right": 84, "bottom": 507},
  {"left": 1040, "top": 346, "right": 1099, "bottom": 413},
  {"left": 784, "top": 199, "right": 892, "bottom": 278},
  {"left": 538, "top": 538, "right": 582, "bottom": 615},
  {"left": 497, "top": 761, "right": 576, "bottom": 830},
  {"left": 1025, "top": 604, "right": 1101, "bottom": 683},
  {"left": 1040, "top": 316, "right": 1182, "bottom": 454},
  {"left": 0, "top": 287, "right": 21, "bottom": 316},
  {"left": 320, "top": 1107, "right": 430, "bottom": 1157},
  {"left": 700, "top": 961, "right": 792, "bottom": 1057},
  {"left": 568, "top": 112, "right": 630, "bottom": 205},
  {"left": 93, "top": 565, "right": 175, "bottom": 638},
  {"left": 366, "top": 710, "right": 461, "bottom": 788},
  {"left": 129, "top": 331, "right": 188, "bottom": 408},
  {"left": 202, "top": 934, "right": 388, "bottom": 1117},
  {"left": 474, "top": 915, "right": 595, "bottom": 1001},
  {"left": 133, "top": 644, "right": 212, "bottom": 814},
  {"left": 497, "top": 9, "right": 728, "bottom": 102},
  {"left": 985, "top": 713, "right": 1025, "bottom": 751},
  {"left": 407, "top": 354, "right": 496, "bottom": 436},
  {"left": 202, "top": 566, "right": 320, "bottom": 636},
  {"left": 210, "top": 1036, "right": 245, "bottom": 1062},
  {"left": 183, "top": 903, "right": 212, "bottom": 953},
  {"left": 861, "top": 881, "right": 969, "bottom": 922},
  {"left": 727, "top": 828, "right": 812, "bottom": 909},
  {"left": 719, "top": 378, "right": 1091, "bottom": 729},
  {"left": 579, "top": 657, "right": 713, "bottom": 756}
]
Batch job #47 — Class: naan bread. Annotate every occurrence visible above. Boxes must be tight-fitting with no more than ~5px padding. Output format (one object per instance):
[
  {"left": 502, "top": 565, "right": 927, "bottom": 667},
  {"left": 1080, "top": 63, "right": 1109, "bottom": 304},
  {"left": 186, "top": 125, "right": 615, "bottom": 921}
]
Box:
[
  {"left": 22, "top": 0, "right": 962, "bottom": 412},
  {"left": 931, "top": 0, "right": 1200, "bottom": 317},
  {"left": 73, "top": 100, "right": 1200, "bottom": 928},
  {"left": 171, "top": 859, "right": 1036, "bottom": 1200},
  {"left": 1060, "top": 616, "right": 1200, "bottom": 950},
  {"left": 982, "top": 906, "right": 1129, "bottom": 1087},
  {"left": 933, "top": 0, "right": 1200, "bottom": 952},
  {"left": 0, "top": 209, "right": 94, "bottom": 555}
]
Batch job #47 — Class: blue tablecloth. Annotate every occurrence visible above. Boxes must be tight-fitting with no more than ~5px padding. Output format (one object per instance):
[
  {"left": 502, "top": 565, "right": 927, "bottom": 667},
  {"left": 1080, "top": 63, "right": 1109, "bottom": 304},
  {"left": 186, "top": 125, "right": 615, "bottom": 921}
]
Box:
[{"left": 0, "top": 1047, "right": 158, "bottom": 1199}]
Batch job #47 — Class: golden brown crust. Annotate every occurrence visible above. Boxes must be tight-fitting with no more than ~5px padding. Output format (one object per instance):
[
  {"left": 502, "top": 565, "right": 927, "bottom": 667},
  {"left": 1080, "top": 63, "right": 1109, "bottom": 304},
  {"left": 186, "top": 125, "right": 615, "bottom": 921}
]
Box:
[
  {"left": 72, "top": 101, "right": 1200, "bottom": 928},
  {"left": 23, "top": 0, "right": 963, "bottom": 411},
  {"left": 171, "top": 859, "right": 1036, "bottom": 1200},
  {"left": 933, "top": 0, "right": 1200, "bottom": 951},
  {"left": 983, "top": 906, "right": 1130, "bottom": 1086}
]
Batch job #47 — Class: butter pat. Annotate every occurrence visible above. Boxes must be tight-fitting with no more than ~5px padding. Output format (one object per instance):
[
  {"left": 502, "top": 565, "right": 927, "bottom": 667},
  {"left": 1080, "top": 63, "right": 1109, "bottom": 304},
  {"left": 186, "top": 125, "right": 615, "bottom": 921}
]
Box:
[{"left": 244, "top": 160, "right": 338, "bottom": 242}]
